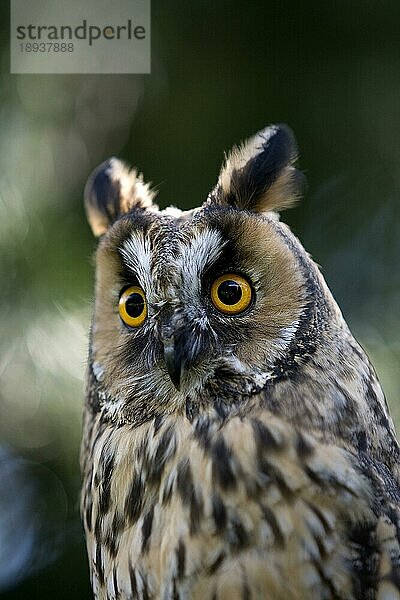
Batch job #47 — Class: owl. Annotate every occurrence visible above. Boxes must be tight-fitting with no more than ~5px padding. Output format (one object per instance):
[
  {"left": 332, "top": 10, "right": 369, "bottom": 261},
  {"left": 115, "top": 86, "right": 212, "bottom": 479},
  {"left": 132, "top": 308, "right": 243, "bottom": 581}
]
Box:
[{"left": 81, "top": 124, "right": 400, "bottom": 600}]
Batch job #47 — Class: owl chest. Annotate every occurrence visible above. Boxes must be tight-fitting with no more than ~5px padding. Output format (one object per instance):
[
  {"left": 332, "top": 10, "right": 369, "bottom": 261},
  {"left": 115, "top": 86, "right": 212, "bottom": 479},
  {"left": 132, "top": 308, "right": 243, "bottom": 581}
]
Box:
[
  {"left": 84, "top": 419, "right": 209, "bottom": 597},
  {"left": 82, "top": 414, "right": 366, "bottom": 600}
]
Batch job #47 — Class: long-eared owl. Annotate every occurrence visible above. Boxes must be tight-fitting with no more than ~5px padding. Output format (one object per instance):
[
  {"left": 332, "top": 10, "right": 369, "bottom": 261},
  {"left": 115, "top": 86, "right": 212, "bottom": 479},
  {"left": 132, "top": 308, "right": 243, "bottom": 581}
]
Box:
[{"left": 81, "top": 124, "right": 400, "bottom": 599}]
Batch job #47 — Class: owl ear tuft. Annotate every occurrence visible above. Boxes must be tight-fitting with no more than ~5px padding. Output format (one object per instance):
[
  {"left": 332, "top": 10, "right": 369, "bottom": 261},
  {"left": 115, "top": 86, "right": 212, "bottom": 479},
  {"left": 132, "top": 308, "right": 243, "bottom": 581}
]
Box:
[
  {"left": 84, "top": 158, "right": 157, "bottom": 236},
  {"left": 209, "top": 124, "right": 306, "bottom": 214}
]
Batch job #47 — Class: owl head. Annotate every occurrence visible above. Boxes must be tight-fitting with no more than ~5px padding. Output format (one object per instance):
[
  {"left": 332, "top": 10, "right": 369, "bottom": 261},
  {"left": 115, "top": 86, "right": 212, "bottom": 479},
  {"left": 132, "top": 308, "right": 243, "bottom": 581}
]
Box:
[{"left": 85, "top": 125, "right": 331, "bottom": 425}]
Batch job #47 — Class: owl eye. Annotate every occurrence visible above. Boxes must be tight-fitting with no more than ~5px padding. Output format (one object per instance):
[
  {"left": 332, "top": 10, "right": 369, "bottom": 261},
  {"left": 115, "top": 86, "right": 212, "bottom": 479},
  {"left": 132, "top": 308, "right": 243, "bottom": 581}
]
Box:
[
  {"left": 119, "top": 286, "right": 147, "bottom": 327},
  {"left": 211, "top": 274, "right": 253, "bottom": 315}
]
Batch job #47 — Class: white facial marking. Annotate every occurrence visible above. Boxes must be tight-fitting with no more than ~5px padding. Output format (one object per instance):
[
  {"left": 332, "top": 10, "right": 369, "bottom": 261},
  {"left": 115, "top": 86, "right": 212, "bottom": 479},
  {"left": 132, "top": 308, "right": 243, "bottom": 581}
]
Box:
[
  {"left": 176, "top": 229, "right": 225, "bottom": 294},
  {"left": 279, "top": 321, "right": 299, "bottom": 346},
  {"left": 121, "top": 230, "right": 152, "bottom": 292},
  {"left": 92, "top": 361, "right": 105, "bottom": 382},
  {"left": 161, "top": 205, "right": 183, "bottom": 218}
]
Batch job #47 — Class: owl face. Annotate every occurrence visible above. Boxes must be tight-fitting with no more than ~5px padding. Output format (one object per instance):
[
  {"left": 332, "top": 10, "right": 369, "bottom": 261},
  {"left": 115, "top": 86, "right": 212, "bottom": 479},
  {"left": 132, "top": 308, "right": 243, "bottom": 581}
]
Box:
[{"left": 86, "top": 125, "right": 322, "bottom": 426}]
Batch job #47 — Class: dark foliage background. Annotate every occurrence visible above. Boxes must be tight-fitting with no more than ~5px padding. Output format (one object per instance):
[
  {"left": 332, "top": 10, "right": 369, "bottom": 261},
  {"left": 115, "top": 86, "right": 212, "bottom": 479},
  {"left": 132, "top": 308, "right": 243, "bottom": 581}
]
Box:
[{"left": 0, "top": 1, "right": 399, "bottom": 597}]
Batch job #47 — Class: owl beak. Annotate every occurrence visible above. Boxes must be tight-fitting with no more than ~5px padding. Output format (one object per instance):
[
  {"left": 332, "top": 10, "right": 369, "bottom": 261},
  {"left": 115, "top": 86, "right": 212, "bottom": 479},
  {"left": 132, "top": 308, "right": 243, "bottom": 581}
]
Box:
[{"left": 162, "top": 336, "right": 183, "bottom": 390}]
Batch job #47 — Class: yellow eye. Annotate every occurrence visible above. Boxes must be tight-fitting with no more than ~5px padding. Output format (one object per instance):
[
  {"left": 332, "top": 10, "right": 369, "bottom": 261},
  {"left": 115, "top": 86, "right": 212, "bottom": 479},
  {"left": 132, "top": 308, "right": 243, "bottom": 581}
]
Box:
[
  {"left": 211, "top": 274, "right": 253, "bottom": 315},
  {"left": 119, "top": 286, "right": 147, "bottom": 327}
]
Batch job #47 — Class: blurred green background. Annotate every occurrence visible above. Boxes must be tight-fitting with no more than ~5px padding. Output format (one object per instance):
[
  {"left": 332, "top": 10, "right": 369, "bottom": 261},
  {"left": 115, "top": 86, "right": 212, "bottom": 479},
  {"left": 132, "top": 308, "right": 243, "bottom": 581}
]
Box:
[{"left": 0, "top": 1, "right": 399, "bottom": 597}]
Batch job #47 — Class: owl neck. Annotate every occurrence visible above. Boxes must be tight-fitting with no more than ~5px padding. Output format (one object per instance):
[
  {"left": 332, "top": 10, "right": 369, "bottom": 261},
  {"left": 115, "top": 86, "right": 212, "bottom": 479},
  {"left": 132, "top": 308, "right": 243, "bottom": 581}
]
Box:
[{"left": 264, "top": 324, "right": 400, "bottom": 480}]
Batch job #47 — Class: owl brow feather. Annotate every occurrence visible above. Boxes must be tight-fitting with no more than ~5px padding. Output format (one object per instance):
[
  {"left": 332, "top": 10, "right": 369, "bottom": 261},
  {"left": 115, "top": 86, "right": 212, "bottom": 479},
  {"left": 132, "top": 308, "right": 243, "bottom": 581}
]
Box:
[{"left": 120, "top": 233, "right": 152, "bottom": 290}]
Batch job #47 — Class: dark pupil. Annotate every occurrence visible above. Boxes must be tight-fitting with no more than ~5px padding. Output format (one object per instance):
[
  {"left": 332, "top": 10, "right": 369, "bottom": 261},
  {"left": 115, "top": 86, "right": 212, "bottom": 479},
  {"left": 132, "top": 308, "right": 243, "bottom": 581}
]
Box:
[
  {"left": 125, "top": 293, "right": 145, "bottom": 318},
  {"left": 217, "top": 280, "right": 242, "bottom": 305}
]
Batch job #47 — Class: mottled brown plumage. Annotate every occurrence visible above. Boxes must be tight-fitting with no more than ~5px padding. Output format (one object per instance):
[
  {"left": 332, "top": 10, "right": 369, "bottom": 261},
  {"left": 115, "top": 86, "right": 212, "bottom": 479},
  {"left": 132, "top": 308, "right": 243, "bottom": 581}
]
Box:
[{"left": 81, "top": 125, "right": 400, "bottom": 599}]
